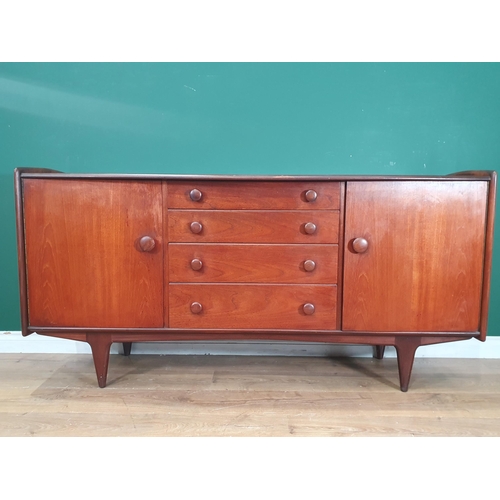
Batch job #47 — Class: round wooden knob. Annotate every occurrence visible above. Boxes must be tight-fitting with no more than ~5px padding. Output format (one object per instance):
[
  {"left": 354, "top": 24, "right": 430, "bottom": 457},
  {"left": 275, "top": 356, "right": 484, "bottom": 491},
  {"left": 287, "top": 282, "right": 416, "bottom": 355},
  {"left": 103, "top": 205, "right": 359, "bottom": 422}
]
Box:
[
  {"left": 352, "top": 237, "right": 369, "bottom": 253},
  {"left": 304, "top": 222, "right": 317, "bottom": 235},
  {"left": 190, "top": 302, "right": 203, "bottom": 314},
  {"left": 138, "top": 236, "right": 155, "bottom": 252},
  {"left": 190, "top": 221, "right": 203, "bottom": 234},
  {"left": 303, "top": 259, "right": 316, "bottom": 272},
  {"left": 305, "top": 190, "right": 318, "bottom": 202},
  {"left": 303, "top": 303, "right": 315, "bottom": 315},
  {"left": 190, "top": 189, "right": 203, "bottom": 202},
  {"left": 191, "top": 258, "right": 203, "bottom": 271}
]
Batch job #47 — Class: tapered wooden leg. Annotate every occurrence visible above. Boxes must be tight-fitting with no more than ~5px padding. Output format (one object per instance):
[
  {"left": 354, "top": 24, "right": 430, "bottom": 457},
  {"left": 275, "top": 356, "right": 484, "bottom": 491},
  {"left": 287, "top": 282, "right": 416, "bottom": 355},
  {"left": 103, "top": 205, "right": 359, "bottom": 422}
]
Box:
[
  {"left": 123, "top": 342, "right": 132, "bottom": 356},
  {"left": 373, "top": 345, "right": 386, "bottom": 359},
  {"left": 394, "top": 337, "right": 421, "bottom": 392},
  {"left": 87, "top": 334, "right": 112, "bottom": 388}
]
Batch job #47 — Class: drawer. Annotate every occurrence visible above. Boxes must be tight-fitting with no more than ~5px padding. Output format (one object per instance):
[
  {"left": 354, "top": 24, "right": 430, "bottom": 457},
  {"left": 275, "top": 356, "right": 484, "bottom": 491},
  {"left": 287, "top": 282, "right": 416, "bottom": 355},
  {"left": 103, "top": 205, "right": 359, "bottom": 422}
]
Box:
[
  {"left": 167, "top": 210, "right": 339, "bottom": 243},
  {"left": 169, "top": 244, "right": 338, "bottom": 283},
  {"left": 169, "top": 284, "right": 337, "bottom": 330},
  {"left": 167, "top": 181, "right": 341, "bottom": 210}
]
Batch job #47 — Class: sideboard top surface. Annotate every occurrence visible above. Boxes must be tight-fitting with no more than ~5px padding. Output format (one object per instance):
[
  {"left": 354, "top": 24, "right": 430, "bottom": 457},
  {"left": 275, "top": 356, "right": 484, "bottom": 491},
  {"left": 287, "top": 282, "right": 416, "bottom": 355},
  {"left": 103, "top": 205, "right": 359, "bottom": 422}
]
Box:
[{"left": 15, "top": 168, "right": 496, "bottom": 182}]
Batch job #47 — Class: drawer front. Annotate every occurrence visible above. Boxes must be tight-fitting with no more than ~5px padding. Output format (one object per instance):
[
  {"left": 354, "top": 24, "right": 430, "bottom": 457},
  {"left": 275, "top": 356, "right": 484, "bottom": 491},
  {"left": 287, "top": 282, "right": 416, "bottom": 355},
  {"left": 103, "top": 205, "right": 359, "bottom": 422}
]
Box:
[
  {"left": 169, "top": 244, "right": 338, "bottom": 283},
  {"left": 169, "top": 284, "right": 337, "bottom": 330},
  {"left": 167, "top": 181, "right": 341, "bottom": 210},
  {"left": 168, "top": 210, "right": 339, "bottom": 243}
]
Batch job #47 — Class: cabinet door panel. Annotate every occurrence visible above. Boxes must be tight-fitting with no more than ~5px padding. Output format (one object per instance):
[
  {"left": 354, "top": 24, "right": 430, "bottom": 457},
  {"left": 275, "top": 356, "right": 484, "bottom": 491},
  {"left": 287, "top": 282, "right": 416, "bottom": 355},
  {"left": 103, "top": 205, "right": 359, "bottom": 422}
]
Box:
[
  {"left": 343, "top": 181, "right": 487, "bottom": 332},
  {"left": 23, "top": 179, "right": 163, "bottom": 328}
]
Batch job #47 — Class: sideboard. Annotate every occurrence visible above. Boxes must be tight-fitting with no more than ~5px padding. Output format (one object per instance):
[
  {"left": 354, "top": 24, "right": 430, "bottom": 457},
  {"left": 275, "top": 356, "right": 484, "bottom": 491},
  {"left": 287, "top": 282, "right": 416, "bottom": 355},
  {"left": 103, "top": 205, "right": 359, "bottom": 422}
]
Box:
[{"left": 14, "top": 168, "right": 497, "bottom": 391}]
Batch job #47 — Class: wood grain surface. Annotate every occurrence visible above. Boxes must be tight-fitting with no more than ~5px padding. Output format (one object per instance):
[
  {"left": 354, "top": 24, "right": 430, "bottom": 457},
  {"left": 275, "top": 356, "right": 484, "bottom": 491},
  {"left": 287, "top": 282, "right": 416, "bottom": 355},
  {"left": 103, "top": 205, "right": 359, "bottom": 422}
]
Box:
[
  {"left": 168, "top": 210, "right": 340, "bottom": 243},
  {"left": 169, "top": 284, "right": 337, "bottom": 330},
  {"left": 343, "top": 181, "right": 488, "bottom": 332},
  {"left": 23, "top": 179, "right": 164, "bottom": 328},
  {"left": 168, "top": 244, "right": 338, "bottom": 283},
  {"left": 16, "top": 172, "right": 495, "bottom": 393},
  {"left": 2, "top": 353, "right": 500, "bottom": 437},
  {"left": 167, "top": 181, "right": 341, "bottom": 210}
]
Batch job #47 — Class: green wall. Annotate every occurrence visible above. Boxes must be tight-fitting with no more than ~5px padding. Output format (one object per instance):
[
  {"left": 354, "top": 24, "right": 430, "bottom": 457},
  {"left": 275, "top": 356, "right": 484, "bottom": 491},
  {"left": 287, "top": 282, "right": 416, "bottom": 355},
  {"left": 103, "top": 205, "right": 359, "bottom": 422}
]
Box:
[{"left": 1, "top": 63, "right": 499, "bottom": 333}]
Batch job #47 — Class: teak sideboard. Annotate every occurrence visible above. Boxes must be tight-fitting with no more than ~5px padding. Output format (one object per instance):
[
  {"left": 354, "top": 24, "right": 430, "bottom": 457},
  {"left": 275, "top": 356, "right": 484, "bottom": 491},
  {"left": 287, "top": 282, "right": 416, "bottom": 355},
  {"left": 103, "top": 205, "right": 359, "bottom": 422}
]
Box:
[{"left": 14, "top": 168, "right": 497, "bottom": 391}]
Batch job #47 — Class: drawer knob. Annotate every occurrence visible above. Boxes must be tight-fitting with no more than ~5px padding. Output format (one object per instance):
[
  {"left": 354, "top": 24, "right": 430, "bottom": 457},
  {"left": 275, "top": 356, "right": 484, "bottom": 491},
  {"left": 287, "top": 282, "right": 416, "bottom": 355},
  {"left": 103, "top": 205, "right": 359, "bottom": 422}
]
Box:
[
  {"left": 190, "top": 221, "right": 203, "bottom": 234},
  {"left": 190, "top": 302, "right": 203, "bottom": 314},
  {"left": 305, "top": 189, "right": 318, "bottom": 202},
  {"left": 138, "top": 236, "right": 156, "bottom": 252},
  {"left": 190, "top": 189, "right": 203, "bottom": 202},
  {"left": 303, "top": 303, "right": 315, "bottom": 315},
  {"left": 304, "top": 222, "right": 317, "bottom": 235},
  {"left": 191, "top": 258, "right": 203, "bottom": 271},
  {"left": 352, "top": 237, "right": 369, "bottom": 253},
  {"left": 303, "top": 259, "right": 316, "bottom": 272}
]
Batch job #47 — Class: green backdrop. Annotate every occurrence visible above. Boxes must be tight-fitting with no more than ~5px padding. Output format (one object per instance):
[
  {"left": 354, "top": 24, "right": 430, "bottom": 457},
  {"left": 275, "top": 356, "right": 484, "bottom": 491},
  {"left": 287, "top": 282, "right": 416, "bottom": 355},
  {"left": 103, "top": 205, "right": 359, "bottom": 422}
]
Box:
[{"left": 1, "top": 62, "right": 499, "bottom": 333}]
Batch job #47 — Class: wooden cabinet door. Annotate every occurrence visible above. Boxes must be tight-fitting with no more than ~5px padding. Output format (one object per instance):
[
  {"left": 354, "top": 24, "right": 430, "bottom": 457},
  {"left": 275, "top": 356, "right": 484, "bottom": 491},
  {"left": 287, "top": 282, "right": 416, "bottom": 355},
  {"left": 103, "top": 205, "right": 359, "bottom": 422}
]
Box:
[
  {"left": 23, "top": 179, "right": 163, "bottom": 328},
  {"left": 343, "top": 181, "right": 488, "bottom": 332}
]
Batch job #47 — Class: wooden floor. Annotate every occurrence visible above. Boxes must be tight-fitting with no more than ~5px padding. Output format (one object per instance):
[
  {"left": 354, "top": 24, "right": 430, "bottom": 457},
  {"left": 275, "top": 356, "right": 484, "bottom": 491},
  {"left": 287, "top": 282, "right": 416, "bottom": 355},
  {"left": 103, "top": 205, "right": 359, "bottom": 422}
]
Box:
[{"left": 1, "top": 353, "right": 500, "bottom": 436}]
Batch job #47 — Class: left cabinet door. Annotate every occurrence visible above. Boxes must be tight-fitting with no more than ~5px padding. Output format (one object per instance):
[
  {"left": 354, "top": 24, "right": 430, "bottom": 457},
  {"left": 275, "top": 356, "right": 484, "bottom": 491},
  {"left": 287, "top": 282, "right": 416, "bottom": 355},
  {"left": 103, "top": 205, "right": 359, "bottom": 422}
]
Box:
[{"left": 23, "top": 179, "right": 164, "bottom": 328}]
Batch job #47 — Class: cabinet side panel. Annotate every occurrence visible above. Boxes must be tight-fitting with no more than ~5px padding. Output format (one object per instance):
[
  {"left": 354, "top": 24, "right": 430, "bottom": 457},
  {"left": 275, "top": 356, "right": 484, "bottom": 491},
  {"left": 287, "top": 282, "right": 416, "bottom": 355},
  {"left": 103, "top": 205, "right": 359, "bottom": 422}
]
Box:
[
  {"left": 479, "top": 172, "right": 497, "bottom": 340},
  {"left": 15, "top": 171, "right": 30, "bottom": 335},
  {"left": 343, "top": 181, "right": 488, "bottom": 332},
  {"left": 24, "top": 179, "right": 164, "bottom": 328}
]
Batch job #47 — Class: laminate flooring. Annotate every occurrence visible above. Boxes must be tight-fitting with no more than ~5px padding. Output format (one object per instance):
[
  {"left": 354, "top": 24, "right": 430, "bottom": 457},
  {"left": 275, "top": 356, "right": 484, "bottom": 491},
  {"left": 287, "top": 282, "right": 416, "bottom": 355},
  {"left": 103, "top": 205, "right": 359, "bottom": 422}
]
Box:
[{"left": 1, "top": 353, "right": 500, "bottom": 437}]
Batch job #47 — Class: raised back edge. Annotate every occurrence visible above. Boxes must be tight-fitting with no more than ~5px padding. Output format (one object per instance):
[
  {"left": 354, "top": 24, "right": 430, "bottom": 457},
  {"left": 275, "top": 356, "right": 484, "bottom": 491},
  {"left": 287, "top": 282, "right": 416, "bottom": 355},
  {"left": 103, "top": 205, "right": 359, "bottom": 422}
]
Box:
[{"left": 479, "top": 170, "right": 497, "bottom": 340}]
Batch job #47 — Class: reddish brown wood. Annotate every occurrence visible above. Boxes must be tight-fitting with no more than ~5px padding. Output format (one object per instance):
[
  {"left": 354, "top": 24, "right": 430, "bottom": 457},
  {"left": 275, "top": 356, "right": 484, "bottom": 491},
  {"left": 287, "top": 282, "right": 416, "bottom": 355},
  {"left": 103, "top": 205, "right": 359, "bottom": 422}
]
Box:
[
  {"left": 190, "top": 302, "right": 203, "bottom": 314},
  {"left": 373, "top": 345, "right": 386, "bottom": 359},
  {"left": 138, "top": 236, "right": 156, "bottom": 252},
  {"left": 19, "top": 172, "right": 494, "bottom": 182},
  {"left": 37, "top": 332, "right": 89, "bottom": 341},
  {"left": 169, "top": 284, "right": 337, "bottom": 330},
  {"left": 352, "top": 237, "right": 368, "bottom": 253},
  {"left": 15, "top": 171, "right": 30, "bottom": 336},
  {"left": 303, "top": 259, "right": 316, "bottom": 272},
  {"left": 34, "top": 329, "right": 474, "bottom": 345},
  {"left": 336, "top": 182, "right": 346, "bottom": 331},
  {"left": 447, "top": 170, "right": 496, "bottom": 178},
  {"left": 168, "top": 244, "right": 338, "bottom": 284},
  {"left": 343, "top": 181, "right": 488, "bottom": 333},
  {"left": 33, "top": 331, "right": 477, "bottom": 392},
  {"left": 190, "top": 221, "right": 203, "bottom": 234},
  {"left": 15, "top": 169, "right": 496, "bottom": 390},
  {"left": 304, "top": 222, "right": 317, "bottom": 234},
  {"left": 190, "top": 258, "right": 203, "bottom": 271},
  {"left": 167, "top": 181, "right": 341, "bottom": 210},
  {"left": 168, "top": 210, "right": 340, "bottom": 244},
  {"left": 479, "top": 171, "right": 497, "bottom": 340},
  {"left": 394, "top": 337, "right": 422, "bottom": 392},
  {"left": 189, "top": 188, "right": 203, "bottom": 201},
  {"left": 15, "top": 168, "right": 63, "bottom": 336},
  {"left": 305, "top": 189, "right": 318, "bottom": 202},
  {"left": 303, "top": 303, "right": 315, "bottom": 315},
  {"left": 87, "top": 334, "right": 112, "bottom": 388},
  {"left": 162, "top": 181, "right": 169, "bottom": 328},
  {"left": 23, "top": 179, "right": 164, "bottom": 328}
]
